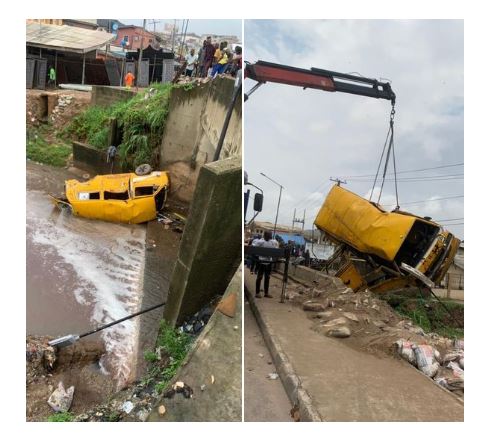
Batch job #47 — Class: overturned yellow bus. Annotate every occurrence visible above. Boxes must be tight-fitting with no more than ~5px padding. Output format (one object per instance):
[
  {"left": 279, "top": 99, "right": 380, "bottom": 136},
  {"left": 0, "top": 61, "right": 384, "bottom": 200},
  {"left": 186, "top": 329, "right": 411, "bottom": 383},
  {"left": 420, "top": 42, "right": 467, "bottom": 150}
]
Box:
[
  {"left": 314, "top": 185, "right": 461, "bottom": 293},
  {"left": 51, "top": 171, "right": 170, "bottom": 224}
]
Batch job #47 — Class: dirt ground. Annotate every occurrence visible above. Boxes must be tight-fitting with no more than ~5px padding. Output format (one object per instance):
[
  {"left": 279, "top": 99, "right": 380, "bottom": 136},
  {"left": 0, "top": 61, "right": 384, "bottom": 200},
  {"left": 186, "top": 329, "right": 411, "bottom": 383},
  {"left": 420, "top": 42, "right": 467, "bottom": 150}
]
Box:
[{"left": 26, "top": 89, "right": 91, "bottom": 131}]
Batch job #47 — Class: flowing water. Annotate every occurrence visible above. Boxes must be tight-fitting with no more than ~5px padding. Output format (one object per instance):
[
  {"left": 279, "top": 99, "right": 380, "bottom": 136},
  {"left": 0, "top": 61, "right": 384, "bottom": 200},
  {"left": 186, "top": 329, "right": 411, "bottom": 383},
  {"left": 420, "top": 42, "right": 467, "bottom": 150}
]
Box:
[{"left": 26, "top": 190, "right": 146, "bottom": 388}]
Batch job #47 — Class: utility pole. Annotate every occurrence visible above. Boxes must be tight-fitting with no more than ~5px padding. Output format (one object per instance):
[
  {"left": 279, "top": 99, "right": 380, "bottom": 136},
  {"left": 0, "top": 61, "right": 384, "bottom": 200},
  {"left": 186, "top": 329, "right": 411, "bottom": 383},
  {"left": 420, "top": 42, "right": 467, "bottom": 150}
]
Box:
[
  {"left": 138, "top": 19, "right": 147, "bottom": 88},
  {"left": 330, "top": 177, "right": 347, "bottom": 186},
  {"left": 291, "top": 208, "right": 305, "bottom": 233}
]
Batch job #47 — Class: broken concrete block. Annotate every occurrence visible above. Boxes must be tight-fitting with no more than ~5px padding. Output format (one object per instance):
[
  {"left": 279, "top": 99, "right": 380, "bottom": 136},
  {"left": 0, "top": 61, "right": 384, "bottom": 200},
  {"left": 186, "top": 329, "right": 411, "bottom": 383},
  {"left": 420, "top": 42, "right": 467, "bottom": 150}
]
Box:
[
  {"left": 302, "top": 301, "right": 326, "bottom": 312},
  {"left": 325, "top": 326, "right": 351, "bottom": 338},
  {"left": 342, "top": 312, "right": 359, "bottom": 323},
  {"left": 47, "top": 381, "right": 74, "bottom": 412},
  {"left": 322, "top": 317, "right": 348, "bottom": 329}
]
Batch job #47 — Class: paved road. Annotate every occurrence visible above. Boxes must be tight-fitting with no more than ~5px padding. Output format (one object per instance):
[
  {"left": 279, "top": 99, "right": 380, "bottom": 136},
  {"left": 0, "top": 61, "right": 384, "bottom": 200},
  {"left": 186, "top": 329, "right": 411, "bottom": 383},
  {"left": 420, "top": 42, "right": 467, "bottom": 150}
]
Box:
[
  {"left": 245, "top": 273, "right": 464, "bottom": 421},
  {"left": 244, "top": 301, "right": 293, "bottom": 422}
]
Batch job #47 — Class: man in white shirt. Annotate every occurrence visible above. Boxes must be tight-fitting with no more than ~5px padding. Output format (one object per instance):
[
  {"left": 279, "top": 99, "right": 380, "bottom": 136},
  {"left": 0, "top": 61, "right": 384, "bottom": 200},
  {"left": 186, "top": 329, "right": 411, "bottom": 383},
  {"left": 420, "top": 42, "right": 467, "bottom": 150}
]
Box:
[
  {"left": 185, "top": 49, "right": 198, "bottom": 77},
  {"left": 251, "top": 230, "right": 279, "bottom": 298}
]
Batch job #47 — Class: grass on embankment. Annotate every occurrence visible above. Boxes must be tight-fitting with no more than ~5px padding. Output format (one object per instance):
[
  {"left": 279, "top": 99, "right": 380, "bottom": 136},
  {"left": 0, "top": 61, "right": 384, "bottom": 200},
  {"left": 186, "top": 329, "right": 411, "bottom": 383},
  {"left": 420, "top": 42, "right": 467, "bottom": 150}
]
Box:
[
  {"left": 65, "top": 83, "right": 176, "bottom": 170},
  {"left": 142, "top": 320, "right": 194, "bottom": 393},
  {"left": 26, "top": 128, "right": 72, "bottom": 167},
  {"left": 382, "top": 293, "right": 464, "bottom": 339}
]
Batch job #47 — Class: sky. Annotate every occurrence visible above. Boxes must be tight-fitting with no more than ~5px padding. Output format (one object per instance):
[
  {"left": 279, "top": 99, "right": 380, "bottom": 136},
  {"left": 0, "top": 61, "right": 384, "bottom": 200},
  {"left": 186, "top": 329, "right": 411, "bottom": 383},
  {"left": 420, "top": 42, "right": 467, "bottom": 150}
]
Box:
[
  {"left": 120, "top": 19, "right": 242, "bottom": 39},
  {"left": 244, "top": 19, "right": 464, "bottom": 240}
]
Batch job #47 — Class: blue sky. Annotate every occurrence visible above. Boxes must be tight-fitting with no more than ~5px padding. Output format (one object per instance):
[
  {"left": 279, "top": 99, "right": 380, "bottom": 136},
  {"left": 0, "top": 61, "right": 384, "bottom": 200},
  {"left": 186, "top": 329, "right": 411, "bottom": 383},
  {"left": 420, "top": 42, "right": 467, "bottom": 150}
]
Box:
[{"left": 244, "top": 20, "right": 464, "bottom": 239}]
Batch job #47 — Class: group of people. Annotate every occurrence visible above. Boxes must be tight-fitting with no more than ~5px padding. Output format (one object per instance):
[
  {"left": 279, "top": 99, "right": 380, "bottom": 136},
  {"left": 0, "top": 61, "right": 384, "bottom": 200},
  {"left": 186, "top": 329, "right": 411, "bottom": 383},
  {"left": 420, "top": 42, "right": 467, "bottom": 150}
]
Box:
[
  {"left": 184, "top": 36, "right": 242, "bottom": 79},
  {"left": 246, "top": 232, "right": 312, "bottom": 298}
]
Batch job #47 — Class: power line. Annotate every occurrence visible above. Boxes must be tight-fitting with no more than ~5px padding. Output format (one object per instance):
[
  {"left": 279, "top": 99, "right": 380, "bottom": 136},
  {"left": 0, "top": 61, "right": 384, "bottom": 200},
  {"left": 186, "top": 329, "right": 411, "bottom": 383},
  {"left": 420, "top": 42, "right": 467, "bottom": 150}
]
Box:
[
  {"left": 381, "top": 195, "right": 464, "bottom": 207},
  {"left": 442, "top": 222, "right": 464, "bottom": 226},
  {"left": 341, "top": 162, "right": 464, "bottom": 179},
  {"left": 435, "top": 218, "right": 464, "bottom": 222}
]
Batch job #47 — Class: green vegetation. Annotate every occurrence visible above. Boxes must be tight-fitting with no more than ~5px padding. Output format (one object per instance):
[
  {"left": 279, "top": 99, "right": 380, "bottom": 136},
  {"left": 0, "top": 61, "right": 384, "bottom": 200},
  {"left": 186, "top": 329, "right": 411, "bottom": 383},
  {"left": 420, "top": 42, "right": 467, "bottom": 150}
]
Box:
[
  {"left": 143, "top": 350, "right": 158, "bottom": 362},
  {"left": 47, "top": 412, "right": 74, "bottom": 422},
  {"left": 142, "top": 320, "right": 193, "bottom": 393},
  {"left": 65, "top": 83, "right": 175, "bottom": 169},
  {"left": 383, "top": 294, "right": 464, "bottom": 339},
  {"left": 26, "top": 128, "right": 72, "bottom": 167}
]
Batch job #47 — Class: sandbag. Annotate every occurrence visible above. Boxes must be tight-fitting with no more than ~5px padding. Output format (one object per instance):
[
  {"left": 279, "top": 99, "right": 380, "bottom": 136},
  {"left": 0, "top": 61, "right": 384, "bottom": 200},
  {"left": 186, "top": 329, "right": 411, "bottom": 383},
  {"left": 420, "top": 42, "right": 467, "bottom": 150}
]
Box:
[
  {"left": 395, "top": 340, "right": 416, "bottom": 365},
  {"left": 412, "top": 344, "right": 440, "bottom": 377}
]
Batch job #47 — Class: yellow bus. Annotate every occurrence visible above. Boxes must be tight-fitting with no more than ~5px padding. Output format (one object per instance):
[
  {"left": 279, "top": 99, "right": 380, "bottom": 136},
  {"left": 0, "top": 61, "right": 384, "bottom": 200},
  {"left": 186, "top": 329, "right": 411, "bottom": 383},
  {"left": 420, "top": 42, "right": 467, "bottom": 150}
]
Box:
[{"left": 314, "top": 185, "right": 461, "bottom": 293}]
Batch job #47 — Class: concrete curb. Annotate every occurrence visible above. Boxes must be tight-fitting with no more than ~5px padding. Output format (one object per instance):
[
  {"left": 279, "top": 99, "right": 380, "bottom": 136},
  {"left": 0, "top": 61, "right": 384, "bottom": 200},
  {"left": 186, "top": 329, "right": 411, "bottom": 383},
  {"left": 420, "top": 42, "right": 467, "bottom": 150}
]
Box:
[{"left": 245, "top": 285, "right": 322, "bottom": 422}]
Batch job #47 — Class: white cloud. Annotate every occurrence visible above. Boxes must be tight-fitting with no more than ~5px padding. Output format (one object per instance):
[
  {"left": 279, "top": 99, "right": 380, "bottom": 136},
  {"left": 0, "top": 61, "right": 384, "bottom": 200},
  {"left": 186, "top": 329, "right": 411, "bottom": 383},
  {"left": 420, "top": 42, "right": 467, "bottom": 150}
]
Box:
[{"left": 245, "top": 19, "right": 464, "bottom": 238}]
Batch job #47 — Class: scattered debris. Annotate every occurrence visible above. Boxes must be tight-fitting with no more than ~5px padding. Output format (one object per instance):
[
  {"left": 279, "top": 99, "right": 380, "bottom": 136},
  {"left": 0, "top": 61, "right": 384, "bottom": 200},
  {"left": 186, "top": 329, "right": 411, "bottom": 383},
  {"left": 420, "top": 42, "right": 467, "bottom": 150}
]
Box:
[
  {"left": 158, "top": 405, "right": 166, "bottom": 416},
  {"left": 121, "top": 401, "right": 134, "bottom": 414},
  {"left": 217, "top": 292, "right": 237, "bottom": 317},
  {"left": 210, "top": 375, "right": 215, "bottom": 385},
  {"left": 181, "top": 305, "right": 214, "bottom": 335},
  {"left": 267, "top": 373, "right": 279, "bottom": 380}
]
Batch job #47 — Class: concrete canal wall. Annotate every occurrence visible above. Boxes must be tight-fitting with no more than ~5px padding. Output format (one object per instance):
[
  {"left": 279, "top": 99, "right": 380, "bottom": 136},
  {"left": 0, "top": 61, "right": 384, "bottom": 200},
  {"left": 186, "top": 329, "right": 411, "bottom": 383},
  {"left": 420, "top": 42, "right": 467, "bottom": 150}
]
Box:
[
  {"left": 159, "top": 77, "right": 242, "bottom": 204},
  {"left": 163, "top": 157, "right": 242, "bottom": 326}
]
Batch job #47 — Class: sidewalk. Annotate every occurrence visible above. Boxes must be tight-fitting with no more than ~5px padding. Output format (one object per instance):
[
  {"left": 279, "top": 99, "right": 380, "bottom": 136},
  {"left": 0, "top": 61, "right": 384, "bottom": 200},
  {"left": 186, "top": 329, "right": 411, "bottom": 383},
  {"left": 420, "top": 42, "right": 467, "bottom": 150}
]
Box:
[{"left": 245, "top": 272, "right": 464, "bottom": 421}]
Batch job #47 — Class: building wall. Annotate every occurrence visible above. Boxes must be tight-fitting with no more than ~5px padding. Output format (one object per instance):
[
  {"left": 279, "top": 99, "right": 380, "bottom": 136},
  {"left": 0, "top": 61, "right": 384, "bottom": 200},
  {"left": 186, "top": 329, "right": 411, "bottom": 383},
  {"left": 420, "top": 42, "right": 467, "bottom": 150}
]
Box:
[{"left": 116, "top": 28, "right": 156, "bottom": 50}]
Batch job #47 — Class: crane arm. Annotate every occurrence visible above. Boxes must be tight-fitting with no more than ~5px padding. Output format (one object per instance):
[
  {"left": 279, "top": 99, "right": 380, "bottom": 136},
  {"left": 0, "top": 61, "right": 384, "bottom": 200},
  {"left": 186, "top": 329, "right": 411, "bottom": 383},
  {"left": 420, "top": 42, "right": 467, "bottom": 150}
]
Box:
[{"left": 245, "top": 60, "right": 395, "bottom": 104}]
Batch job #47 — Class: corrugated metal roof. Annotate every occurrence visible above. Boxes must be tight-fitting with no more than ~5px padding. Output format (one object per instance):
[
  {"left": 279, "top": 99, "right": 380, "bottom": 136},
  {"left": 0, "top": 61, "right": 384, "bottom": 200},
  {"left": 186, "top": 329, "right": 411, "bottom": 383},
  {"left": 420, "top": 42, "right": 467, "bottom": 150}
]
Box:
[
  {"left": 26, "top": 23, "right": 115, "bottom": 54},
  {"left": 275, "top": 233, "right": 306, "bottom": 246}
]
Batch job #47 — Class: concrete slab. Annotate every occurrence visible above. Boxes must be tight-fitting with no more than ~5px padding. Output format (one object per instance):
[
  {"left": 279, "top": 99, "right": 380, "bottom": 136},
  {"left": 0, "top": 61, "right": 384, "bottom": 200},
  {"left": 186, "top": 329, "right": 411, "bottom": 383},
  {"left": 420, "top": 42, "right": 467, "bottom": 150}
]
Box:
[
  {"left": 245, "top": 273, "right": 464, "bottom": 422},
  {"left": 148, "top": 266, "right": 242, "bottom": 422}
]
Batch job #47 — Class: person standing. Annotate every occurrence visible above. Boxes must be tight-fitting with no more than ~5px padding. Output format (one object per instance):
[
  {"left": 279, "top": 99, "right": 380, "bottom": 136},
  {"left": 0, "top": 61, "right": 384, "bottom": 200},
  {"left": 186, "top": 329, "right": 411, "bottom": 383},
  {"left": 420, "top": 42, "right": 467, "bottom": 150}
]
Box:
[
  {"left": 48, "top": 66, "right": 56, "bottom": 89},
  {"left": 252, "top": 230, "right": 279, "bottom": 298},
  {"left": 185, "top": 49, "right": 198, "bottom": 77},
  {"left": 124, "top": 70, "right": 135, "bottom": 89},
  {"left": 203, "top": 36, "right": 215, "bottom": 77},
  {"left": 197, "top": 40, "right": 206, "bottom": 77}
]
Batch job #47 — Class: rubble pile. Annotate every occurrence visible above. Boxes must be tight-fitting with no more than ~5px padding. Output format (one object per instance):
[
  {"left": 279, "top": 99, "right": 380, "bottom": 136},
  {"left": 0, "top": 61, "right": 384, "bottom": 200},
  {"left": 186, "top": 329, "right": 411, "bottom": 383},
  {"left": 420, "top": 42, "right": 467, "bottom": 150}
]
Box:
[
  {"left": 283, "top": 276, "right": 464, "bottom": 397},
  {"left": 50, "top": 94, "right": 73, "bottom": 123}
]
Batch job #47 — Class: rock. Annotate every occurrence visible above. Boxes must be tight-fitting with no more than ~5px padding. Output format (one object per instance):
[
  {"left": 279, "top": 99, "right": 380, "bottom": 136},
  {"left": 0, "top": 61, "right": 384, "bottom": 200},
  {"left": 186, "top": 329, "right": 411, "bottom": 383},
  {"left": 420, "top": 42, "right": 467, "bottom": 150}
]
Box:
[
  {"left": 322, "top": 317, "right": 348, "bottom": 329},
  {"left": 343, "top": 312, "right": 359, "bottom": 322},
  {"left": 158, "top": 405, "right": 166, "bottom": 416},
  {"left": 268, "top": 373, "right": 279, "bottom": 380},
  {"left": 121, "top": 401, "right": 134, "bottom": 414},
  {"left": 313, "top": 311, "right": 333, "bottom": 320},
  {"left": 200, "top": 384, "right": 206, "bottom": 391},
  {"left": 325, "top": 326, "right": 351, "bottom": 338},
  {"left": 47, "top": 381, "right": 74, "bottom": 413},
  {"left": 136, "top": 409, "right": 150, "bottom": 422},
  {"left": 303, "top": 301, "right": 325, "bottom": 312},
  {"left": 372, "top": 320, "right": 386, "bottom": 328},
  {"left": 259, "top": 353, "right": 264, "bottom": 358}
]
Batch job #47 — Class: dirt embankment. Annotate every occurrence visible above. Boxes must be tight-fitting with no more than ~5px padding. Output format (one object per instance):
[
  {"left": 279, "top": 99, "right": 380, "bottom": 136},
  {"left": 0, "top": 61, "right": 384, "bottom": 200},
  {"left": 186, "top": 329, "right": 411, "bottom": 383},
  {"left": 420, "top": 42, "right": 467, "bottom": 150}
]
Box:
[
  {"left": 26, "top": 89, "right": 91, "bottom": 132},
  {"left": 281, "top": 274, "right": 464, "bottom": 397}
]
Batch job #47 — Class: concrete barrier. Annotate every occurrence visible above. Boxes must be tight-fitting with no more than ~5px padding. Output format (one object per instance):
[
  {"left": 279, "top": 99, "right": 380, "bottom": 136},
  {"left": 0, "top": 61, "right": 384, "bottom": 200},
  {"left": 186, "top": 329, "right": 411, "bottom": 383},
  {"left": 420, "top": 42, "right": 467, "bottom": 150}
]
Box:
[
  {"left": 91, "top": 85, "right": 136, "bottom": 107},
  {"left": 72, "top": 141, "right": 123, "bottom": 174},
  {"left": 163, "top": 156, "right": 242, "bottom": 326}
]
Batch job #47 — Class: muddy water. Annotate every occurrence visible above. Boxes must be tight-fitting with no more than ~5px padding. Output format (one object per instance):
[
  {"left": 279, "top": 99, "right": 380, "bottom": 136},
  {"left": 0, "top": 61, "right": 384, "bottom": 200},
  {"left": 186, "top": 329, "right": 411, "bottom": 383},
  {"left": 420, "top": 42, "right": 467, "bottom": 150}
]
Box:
[{"left": 26, "top": 190, "right": 146, "bottom": 388}]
